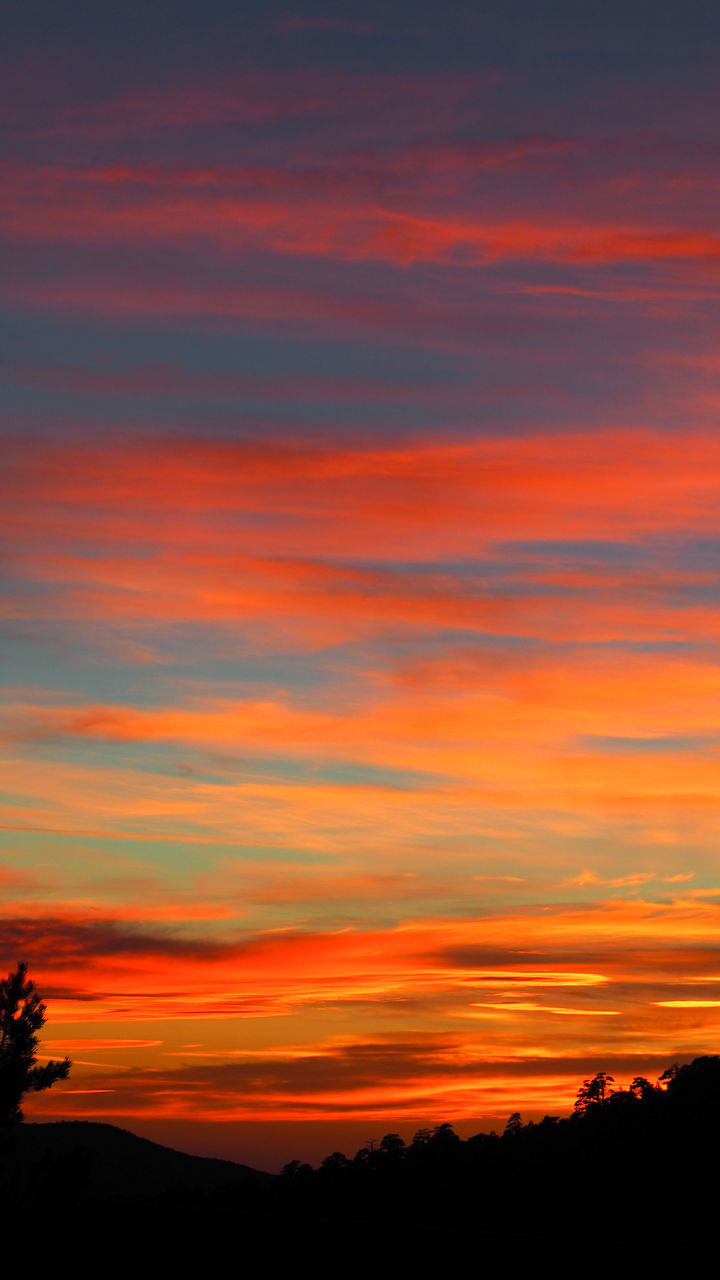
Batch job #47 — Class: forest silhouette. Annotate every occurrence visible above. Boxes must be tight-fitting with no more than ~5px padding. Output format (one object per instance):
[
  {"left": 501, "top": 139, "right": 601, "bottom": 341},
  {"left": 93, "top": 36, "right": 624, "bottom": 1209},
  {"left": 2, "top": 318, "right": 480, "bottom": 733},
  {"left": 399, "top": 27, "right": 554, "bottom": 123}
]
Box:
[
  {"left": 2, "top": 965, "right": 717, "bottom": 1262},
  {"left": 3, "top": 1053, "right": 719, "bottom": 1262},
  {"left": 268, "top": 1056, "right": 720, "bottom": 1251}
]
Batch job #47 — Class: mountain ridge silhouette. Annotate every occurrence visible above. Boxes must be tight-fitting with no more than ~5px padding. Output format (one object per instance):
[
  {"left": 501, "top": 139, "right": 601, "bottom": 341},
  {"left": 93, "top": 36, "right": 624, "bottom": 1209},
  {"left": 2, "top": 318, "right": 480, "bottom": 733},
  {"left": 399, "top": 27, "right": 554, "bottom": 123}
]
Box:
[
  {"left": 3, "top": 1118, "right": 266, "bottom": 1202},
  {"left": 3, "top": 1058, "right": 720, "bottom": 1266}
]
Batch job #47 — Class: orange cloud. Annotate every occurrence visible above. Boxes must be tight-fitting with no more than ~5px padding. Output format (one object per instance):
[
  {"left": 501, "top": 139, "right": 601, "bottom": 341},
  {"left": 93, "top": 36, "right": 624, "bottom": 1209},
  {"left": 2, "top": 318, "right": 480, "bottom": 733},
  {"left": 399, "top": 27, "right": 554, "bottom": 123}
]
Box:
[
  {"left": 5, "top": 434, "right": 720, "bottom": 629},
  {"left": 7, "top": 898, "right": 720, "bottom": 1131}
]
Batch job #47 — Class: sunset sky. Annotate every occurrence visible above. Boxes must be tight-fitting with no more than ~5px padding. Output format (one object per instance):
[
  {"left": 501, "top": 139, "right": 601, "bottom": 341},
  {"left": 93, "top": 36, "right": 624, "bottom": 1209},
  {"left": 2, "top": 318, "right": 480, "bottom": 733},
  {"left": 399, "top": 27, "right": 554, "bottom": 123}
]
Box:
[{"left": 4, "top": 0, "right": 720, "bottom": 1169}]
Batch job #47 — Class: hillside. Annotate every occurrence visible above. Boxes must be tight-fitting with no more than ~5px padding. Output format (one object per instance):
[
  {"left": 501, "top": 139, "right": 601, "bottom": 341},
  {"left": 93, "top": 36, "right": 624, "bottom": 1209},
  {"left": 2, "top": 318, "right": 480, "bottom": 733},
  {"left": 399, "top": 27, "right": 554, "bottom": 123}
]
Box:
[{"left": 1, "top": 1119, "right": 266, "bottom": 1205}]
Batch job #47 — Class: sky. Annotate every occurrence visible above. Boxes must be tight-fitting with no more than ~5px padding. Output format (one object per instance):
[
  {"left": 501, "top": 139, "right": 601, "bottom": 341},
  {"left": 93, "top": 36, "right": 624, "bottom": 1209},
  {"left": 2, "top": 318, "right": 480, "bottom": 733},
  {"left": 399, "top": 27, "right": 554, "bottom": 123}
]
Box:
[{"left": 4, "top": 0, "right": 720, "bottom": 1169}]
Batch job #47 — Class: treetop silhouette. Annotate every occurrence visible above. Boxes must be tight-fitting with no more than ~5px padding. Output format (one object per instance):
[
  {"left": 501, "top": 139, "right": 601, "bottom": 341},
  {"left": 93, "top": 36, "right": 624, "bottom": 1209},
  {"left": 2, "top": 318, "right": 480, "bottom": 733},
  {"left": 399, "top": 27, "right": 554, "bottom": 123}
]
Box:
[
  {"left": 0, "top": 962, "right": 71, "bottom": 1124},
  {"left": 574, "top": 1070, "right": 615, "bottom": 1113}
]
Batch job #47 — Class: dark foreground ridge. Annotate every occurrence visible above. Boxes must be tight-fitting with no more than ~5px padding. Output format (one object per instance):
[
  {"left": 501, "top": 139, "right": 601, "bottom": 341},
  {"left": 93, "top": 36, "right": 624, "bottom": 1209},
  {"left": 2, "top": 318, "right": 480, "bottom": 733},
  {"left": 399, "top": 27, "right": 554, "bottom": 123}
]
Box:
[
  {"left": 3, "top": 1119, "right": 264, "bottom": 1201},
  {"left": 3, "top": 1056, "right": 719, "bottom": 1265}
]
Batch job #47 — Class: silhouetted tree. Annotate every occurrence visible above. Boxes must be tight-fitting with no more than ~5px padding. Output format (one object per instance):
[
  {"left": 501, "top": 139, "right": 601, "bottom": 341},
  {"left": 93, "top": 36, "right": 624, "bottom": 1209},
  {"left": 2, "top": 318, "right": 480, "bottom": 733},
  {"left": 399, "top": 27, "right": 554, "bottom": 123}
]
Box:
[
  {"left": 320, "top": 1151, "right": 349, "bottom": 1172},
  {"left": 628, "top": 1076, "right": 657, "bottom": 1102},
  {"left": 503, "top": 1112, "right": 522, "bottom": 1138},
  {"left": 0, "top": 963, "right": 71, "bottom": 1124},
  {"left": 574, "top": 1071, "right": 615, "bottom": 1114},
  {"left": 661, "top": 1055, "right": 720, "bottom": 1106},
  {"left": 430, "top": 1122, "right": 460, "bottom": 1146}
]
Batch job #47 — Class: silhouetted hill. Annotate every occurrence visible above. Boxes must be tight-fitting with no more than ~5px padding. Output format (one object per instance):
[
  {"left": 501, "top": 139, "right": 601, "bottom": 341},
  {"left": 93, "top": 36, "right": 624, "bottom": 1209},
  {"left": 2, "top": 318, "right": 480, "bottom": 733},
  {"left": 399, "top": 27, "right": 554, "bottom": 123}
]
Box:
[{"left": 1, "top": 1119, "right": 267, "bottom": 1205}]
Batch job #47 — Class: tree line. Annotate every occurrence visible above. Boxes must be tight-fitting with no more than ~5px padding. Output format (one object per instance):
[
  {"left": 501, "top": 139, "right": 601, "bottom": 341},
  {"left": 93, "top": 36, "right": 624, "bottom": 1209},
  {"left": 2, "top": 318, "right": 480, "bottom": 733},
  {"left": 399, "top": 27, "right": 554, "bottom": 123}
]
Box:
[
  {"left": 3, "top": 961, "right": 719, "bottom": 1252},
  {"left": 268, "top": 1054, "right": 720, "bottom": 1247}
]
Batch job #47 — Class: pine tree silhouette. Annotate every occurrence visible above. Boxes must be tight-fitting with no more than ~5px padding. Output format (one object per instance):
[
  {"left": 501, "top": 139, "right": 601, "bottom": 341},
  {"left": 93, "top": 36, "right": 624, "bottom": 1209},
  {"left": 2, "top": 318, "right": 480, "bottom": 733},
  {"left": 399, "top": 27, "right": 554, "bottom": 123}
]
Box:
[{"left": 0, "top": 963, "right": 71, "bottom": 1124}]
